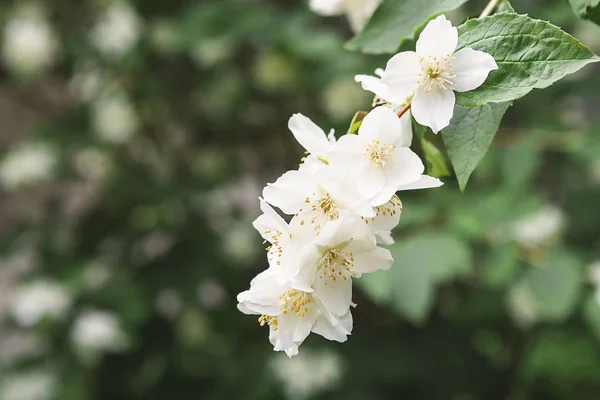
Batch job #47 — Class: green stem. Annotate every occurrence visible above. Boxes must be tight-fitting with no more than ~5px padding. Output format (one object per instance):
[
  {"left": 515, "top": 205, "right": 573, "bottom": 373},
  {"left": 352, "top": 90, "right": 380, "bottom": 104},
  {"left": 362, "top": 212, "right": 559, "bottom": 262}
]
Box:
[{"left": 479, "top": 0, "right": 501, "bottom": 18}]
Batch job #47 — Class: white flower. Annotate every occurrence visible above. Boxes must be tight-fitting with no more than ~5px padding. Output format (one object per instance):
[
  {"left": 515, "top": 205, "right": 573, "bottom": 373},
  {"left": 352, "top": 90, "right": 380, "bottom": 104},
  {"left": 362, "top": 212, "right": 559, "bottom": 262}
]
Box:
[
  {"left": 237, "top": 266, "right": 352, "bottom": 358},
  {"left": 270, "top": 349, "right": 343, "bottom": 400},
  {"left": 0, "top": 370, "right": 55, "bottom": 400},
  {"left": 91, "top": 2, "right": 141, "bottom": 60},
  {"left": 297, "top": 217, "right": 393, "bottom": 317},
  {"left": 2, "top": 14, "right": 58, "bottom": 76},
  {"left": 288, "top": 113, "right": 336, "bottom": 174},
  {"left": 0, "top": 143, "right": 56, "bottom": 189},
  {"left": 70, "top": 310, "right": 125, "bottom": 352},
  {"left": 253, "top": 199, "right": 304, "bottom": 281},
  {"left": 355, "top": 68, "right": 407, "bottom": 107},
  {"left": 309, "top": 0, "right": 381, "bottom": 33},
  {"left": 9, "top": 280, "right": 71, "bottom": 327},
  {"left": 355, "top": 68, "right": 413, "bottom": 139},
  {"left": 262, "top": 169, "right": 374, "bottom": 235},
  {"left": 92, "top": 92, "right": 139, "bottom": 143},
  {"left": 381, "top": 15, "right": 498, "bottom": 133},
  {"left": 329, "top": 106, "right": 442, "bottom": 206},
  {"left": 362, "top": 194, "right": 402, "bottom": 245},
  {"left": 511, "top": 205, "right": 565, "bottom": 247}
]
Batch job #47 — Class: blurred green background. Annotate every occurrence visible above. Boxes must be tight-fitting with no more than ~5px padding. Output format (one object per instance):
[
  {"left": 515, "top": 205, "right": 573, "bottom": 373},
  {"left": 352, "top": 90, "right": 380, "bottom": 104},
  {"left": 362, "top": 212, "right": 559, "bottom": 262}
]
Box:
[{"left": 0, "top": 0, "right": 599, "bottom": 399}]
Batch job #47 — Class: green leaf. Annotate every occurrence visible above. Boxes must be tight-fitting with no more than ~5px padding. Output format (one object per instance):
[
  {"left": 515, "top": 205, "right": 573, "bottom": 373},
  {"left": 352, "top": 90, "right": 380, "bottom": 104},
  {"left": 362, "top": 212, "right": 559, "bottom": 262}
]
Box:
[
  {"left": 414, "top": 121, "right": 451, "bottom": 178},
  {"left": 583, "top": 293, "right": 600, "bottom": 341},
  {"left": 358, "top": 233, "right": 471, "bottom": 324},
  {"left": 345, "top": 0, "right": 470, "bottom": 54},
  {"left": 568, "top": 0, "right": 600, "bottom": 25},
  {"left": 441, "top": 102, "right": 511, "bottom": 191},
  {"left": 347, "top": 111, "right": 368, "bottom": 134},
  {"left": 522, "top": 252, "right": 583, "bottom": 322},
  {"left": 455, "top": 13, "right": 600, "bottom": 107}
]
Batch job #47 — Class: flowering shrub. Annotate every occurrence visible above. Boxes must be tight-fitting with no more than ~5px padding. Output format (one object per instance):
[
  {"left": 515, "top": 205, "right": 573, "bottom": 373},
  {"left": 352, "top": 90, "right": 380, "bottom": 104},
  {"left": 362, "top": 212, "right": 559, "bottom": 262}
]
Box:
[
  {"left": 1, "top": 0, "right": 600, "bottom": 399},
  {"left": 238, "top": 0, "right": 600, "bottom": 358}
]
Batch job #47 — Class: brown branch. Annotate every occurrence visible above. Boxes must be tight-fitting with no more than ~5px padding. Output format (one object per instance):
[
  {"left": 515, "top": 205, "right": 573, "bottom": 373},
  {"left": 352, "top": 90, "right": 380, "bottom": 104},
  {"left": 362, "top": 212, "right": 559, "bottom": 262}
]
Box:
[{"left": 396, "top": 100, "right": 412, "bottom": 118}]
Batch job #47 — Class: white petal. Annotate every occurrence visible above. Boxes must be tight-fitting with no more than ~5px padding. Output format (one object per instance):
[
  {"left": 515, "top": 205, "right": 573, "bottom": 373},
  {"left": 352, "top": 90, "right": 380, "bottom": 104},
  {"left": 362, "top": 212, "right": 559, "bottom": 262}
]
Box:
[
  {"left": 309, "top": 0, "right": 345, "bottom": 15},
  {"left": 411, "top": 87, "right": 455, "bottom": 133},
  {"left": 311, "top": 311, "right": 352, "bottom": 342},
  {"left": 288, "top": 114, "right": 330, "bottom": 156},
  {"left": 355, "top": 73, "right": 389, "bottom": 99},
  {"left": 381, "top": 51, "right": 420, "bottom": 100},
  {"left": 314, "top": 276, "right": 352, "bottom": 317},
  {"left": 396, "top": 174, "right": 443, "bottom": 191},
  {"left": 355, "top": 165, "right": 387, "bottom": 201},
  {"left": 298, "top": 155, "right": 326, "bottom": 175},
  {"left": 385, "top": 147, "right": 425, "bottom": 186},
  {"left": 450, "top": 48, "right": 498, "bottom": 92},
  {"left": 327, "top": 134, "right": 365, "bottom": 177},
  {"left": 359, "top": 106, "right": 405, "bottom": 145},
  {"left": 274, "top": 310, "right": 316, "bottom": 356},
  {"left": 416, "top": 15, "right": 457, "bottom": 58},
  {"left": 369, "top": 183, "right": 398, "bottom": 207},
  {"left": 347, "top": 243, "right": 393, "bottom": 277},
  {"left": 262, "top": 171, "right": 318, "bottom": 215},
  {"left": 399, "top": 110, "right": 413, "bottom": 148}
]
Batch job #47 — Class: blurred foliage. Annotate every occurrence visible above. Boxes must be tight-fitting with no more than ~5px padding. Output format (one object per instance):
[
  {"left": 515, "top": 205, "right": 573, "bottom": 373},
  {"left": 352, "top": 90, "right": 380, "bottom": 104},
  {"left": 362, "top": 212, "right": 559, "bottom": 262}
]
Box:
[{"left": 0, "top": 0, "right": 599, "bottom": 399}]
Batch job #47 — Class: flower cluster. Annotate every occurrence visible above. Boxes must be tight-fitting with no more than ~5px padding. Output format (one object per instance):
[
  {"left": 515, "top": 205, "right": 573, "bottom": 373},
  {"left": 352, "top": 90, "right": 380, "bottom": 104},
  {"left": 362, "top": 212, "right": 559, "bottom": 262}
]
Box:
[{"left": 237, "top": 15, "right": 496, "bottom": 357}]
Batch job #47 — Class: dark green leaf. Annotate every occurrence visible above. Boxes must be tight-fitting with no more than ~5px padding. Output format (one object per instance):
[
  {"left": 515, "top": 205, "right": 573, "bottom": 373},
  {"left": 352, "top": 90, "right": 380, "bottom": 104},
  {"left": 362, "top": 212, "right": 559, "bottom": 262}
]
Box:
[
  {"left": 455, "top": 13, "right": 600, "bottom": 107},
  {"left": 345, "top": 0, "right": 470, "bottom": 54},
  {"left": 441, "top": 102, "right": 511, "bottom": 191}
]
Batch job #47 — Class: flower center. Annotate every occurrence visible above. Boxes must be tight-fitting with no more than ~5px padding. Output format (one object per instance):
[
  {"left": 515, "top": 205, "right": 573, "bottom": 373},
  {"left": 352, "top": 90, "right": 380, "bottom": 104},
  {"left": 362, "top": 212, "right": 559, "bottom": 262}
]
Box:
[
  {"left": 362, "top": 194, "right": 402, "bottom": 224},
  {"left": 300, "top": 192, "right": 340, "bottom": 230},
  {"left": 279, "top": 289, "right": 312, "bottom": 317},
  {"left": 314, "top": 193, "right": 339, "bottom": 220},
  {"left": 263, "top": 229, "right": 284, "bottom": 266},
  {"left": 364, "top": 140, "right": 395, "bottom": 168},
  {"left": 258, "top": 315, "right": 278, "bottom": 330},
  {"left": 317, "top": 248, "right": 355, "bottom": 284},
  {"left": 418, "top": 54, "right": 456, "bottom": 93}
]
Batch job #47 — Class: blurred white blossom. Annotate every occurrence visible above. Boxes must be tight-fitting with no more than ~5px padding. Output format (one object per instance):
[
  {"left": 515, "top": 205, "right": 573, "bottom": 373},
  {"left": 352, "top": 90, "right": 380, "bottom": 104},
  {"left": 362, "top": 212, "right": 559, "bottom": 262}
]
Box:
[
  {"left": 74, "top": 147, "right": 112, "bottom": 181},
  {"left": 2, "top": 11, "right": 58, "bottom": 76},
  {"left": 82, "top": 261, "right": 112, "bottom": 289},
  {"left": 309, "top": 0, "right": 381, "bottom": 33},
  {"left": 221, "top": 223, "right": 260, "bottom": 263},
  {"left": 198, "top": 279, "right": 227, "bottom": 309},
  {"left": 0, "top": 331, "right": 45, "bottom": 367},
  {"left": 511, "top": 206, "right": 565, "bottom": 247},
  {"left": 588, "top": 260, "right": 600, "bottom": 303},
  {"left": 92, "top": 93, "right": 139, "bottom": 144},
  {"left": 507, "top": 282, "right": 537, "bottom": 328},
  {"left": 191, "top": 38, "right": 233, "bottom": 67},
  {"left": 69, "top": 62, "right": 111, "bottom": 103},
  {"left": 322, "top": 78, "right": 371, "bottom": 120},
  {"left": 270, "top": 349, "right": 344, "bottom": 399},
  {"left": 0, "top": 370, "right": 55, "bottom": 400},
  {"left": 155, "top": 289, "right": 183, "bottom": 318},
  {"left": 71, "top": 310, "right": 126, "bottom": 353},
  {"left": 90, "top": 2, "right": 141, "bottom": 60},
  {"left": 0, "top": 143, "right": 57, "bottom": 189},
  {"left": 9, "top": 280, "right": 71, "bottom": 327}
]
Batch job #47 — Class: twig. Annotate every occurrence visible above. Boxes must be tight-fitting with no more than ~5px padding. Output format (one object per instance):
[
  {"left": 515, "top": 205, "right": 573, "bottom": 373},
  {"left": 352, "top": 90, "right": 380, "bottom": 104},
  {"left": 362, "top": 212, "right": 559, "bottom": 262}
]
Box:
[
  {"left": 396, "top": 100, "right": 412, "bottom": 118},
  {"left": 479, "top": 0, "right": 501, "bottom": 18}
]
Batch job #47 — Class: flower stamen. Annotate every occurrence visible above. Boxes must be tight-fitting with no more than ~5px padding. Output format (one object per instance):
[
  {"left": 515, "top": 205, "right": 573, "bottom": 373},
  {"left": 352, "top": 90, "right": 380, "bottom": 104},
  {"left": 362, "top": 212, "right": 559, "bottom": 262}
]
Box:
[
  {"left": 317, "top": 248, "right": 356, "bottom": 284},
  {"left": 364, "top": 140, "right": 395, "bottom": 168}
]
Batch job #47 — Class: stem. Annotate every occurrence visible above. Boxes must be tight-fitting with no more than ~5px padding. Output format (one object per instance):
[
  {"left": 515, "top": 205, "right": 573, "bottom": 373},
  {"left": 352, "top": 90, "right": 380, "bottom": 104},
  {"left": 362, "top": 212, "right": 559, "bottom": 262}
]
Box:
[
  {"left": 390, "top": 0, "right": 498, "bottom": 121},
  {"left": 396, "top": 100, "right": 412, "bottom": 118},
  {"left": 479, "top": 0, "right": 500, "bottom": 18}
]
